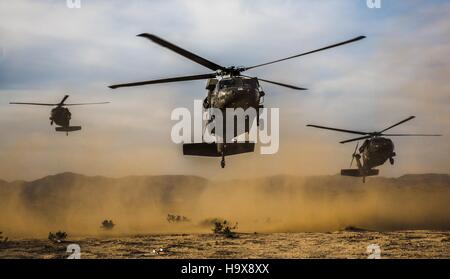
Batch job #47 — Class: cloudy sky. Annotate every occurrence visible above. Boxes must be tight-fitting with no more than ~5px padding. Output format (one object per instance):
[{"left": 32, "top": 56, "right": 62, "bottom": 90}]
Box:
[{"left": 0, "top": 0, "right": 448, "bottom": 180}]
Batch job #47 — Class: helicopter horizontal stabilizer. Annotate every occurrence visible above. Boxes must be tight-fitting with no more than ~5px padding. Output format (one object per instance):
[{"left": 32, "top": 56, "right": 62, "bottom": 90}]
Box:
[
  {"left": 341, "top": 169, "right": 379, "bottom": 177},
  {"left": 55, "top": 126, "right": 82, "bottom": 132},
  {"left": 183, "top": 142, "right": 255, "bottom": 157}
]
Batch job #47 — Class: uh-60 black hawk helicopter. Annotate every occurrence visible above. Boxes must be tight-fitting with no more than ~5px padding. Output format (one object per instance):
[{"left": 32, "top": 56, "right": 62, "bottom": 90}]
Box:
[
  {"left": 307, "top": 116, "right": 442, "bottom": 182},
  {"left": 10, "top": 95, "right": 109, "bottom": 136},
  {"left": 109, "top": 33, "right": 366, "bottom": 168}
]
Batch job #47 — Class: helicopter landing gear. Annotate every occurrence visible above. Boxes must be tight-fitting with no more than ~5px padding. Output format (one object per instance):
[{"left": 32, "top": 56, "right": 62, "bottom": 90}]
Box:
[
  {"left": 389, "top": 157, "right": 394, "bottom": 165},
  {"left": 220, "top": 152, "right": 225, "bottom": 168}
]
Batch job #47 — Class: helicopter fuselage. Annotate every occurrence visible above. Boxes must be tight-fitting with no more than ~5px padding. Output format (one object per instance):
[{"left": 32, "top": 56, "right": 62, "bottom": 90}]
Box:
[
  {"left": 307, "top": 116, "right": 441, "bottom": 181},
  {"left": 108, "top": 33, "right": 367, "bottom": 168},
  {"left": 204, "top": 77, "right": 262, "bottom": 111},
  {"left": 50, "top": 106, "right": 71, "bottom": 127},
  {"left": 10, "top": 94, "right": 108, "bottom": 135},
  {"left": 360, "top": 137, "right": 395, "bottom": 169}
]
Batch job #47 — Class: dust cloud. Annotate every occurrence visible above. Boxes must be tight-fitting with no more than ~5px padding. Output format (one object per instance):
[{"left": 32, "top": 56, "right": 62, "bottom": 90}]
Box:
[{"left": 0, "top": 173, "right": 449, "bottom": 238}]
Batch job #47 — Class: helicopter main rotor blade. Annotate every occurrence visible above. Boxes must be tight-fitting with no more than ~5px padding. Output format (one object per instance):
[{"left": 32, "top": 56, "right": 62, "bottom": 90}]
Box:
[
  {"left": 256, "top": 78, "right": 308, "bottom": 91},
  {"left": 381, "top": 133, "right": 442, "bottom": 137},
  {"left": 64, "top": 102, "right": 110, "bottom": 106},
  {"left": 340, "top": 135, "right": 372, "bottom": 144},
  {"left": 306, "top": 124, "right": 369, "bottom": 135},
  {"left": 137, "top": 33, "right": 225, "bottom": 72},
  {"left": 109, "top": 73, "right": 216, "bottom": 89},
  {"left": 245, "top": 35, "right": 366, "bottom": 70},
  {"left": 59, "top": 95, "right": 69, "bottom": 106},
  {"left": 9, "top": 102, "right": 57, "bottom": 106},
  {"left": 379, "top": 116, "right": 415, "bottom": 133}
]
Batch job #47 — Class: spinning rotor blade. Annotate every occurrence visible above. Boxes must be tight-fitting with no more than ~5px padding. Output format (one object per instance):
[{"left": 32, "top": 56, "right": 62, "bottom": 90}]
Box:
[
  {"left": 64, "top": 102, "right": 110, "bottom": 106},
  {"left": 382, "top": 133, "right": 442, "bottom": 137},
  {"left": 379, "top": 116, "right": 415, "bottom": 133},
  {"left": 137, "top": 33, "right": 225, "bottom": 71},
  {"left": 59, "top": 95, "right": 69, "bottom": 105},
  {"left": 9, "top": 102, "right": 57, "bottom": 106},
  {"left": 306, "top": 124, "right": 369, "bottom": 135},
  {"left": 245, "top": 36, "right": 366, "bottom": 70},
  {"left": 256, "top": 78, "right": 308, "bottom": 91},
  {"left": 109, "top": 73, "right": 216, "bottom": 89},
  {"left": 340, "top": 135, "right": 372, "bottom": 144}
]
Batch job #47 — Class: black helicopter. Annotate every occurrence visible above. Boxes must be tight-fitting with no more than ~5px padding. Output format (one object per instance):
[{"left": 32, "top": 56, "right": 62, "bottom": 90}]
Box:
[
  {"left": 10, "top": 95, "right": 109, "bottom": 135},
  {"left": 307, "top": 116, "right": 442, "bottom": 182},
  {"left": 109, "top": 33, "right": 366, "bottom": 168}
]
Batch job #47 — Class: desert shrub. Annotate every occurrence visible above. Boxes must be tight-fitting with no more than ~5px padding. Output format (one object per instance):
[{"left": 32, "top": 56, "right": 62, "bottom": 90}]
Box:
[
  {"left": 342, "top": 226, "right": 369, "bottom": 232},
  {"left": 48, "top": 231, "right": 67, "bottom": 243},
  {"left": 198, "top": 217, "right": 225, "bottom": 227},
  {"left": 101, "top": 220, "right": 115, "bottom": 230},
  {"left": 212, "top": 220, "right": 238, "bottom": 238},
  {"left": 167, "top": 214, "right": 190, "bottom": 223}
]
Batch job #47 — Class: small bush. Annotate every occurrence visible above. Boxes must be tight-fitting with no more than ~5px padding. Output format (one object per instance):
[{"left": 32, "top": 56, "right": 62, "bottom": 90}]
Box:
[
  {"left": 198, "top": 217, "right": 224, "bottom": 227},
  {"left": 48, "top": 231, "right": 67, "bottom": 243},
  {"left": 212, "top": 220, "right": 238, "bottom": 238},
  {"left": 342, "top": 226, "right": 370, "bottom": 232},
  {"left": 101, "top": 220, "right": 115, "bottom": 230},
  {"left": 167, "top": 214, "right": 190, "bottom": 223}
]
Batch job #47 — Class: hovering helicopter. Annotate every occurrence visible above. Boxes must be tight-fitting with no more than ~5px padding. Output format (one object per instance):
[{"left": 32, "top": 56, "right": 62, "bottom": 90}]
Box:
[
  {"left": 10, "top": 95, "right": 109, "bottom": 135},
  {"left": 307, "top": 116, "right": 442, "bottom": 182},
  {"left": 109, "top": 33, "right": 366, "bottom": 168}
]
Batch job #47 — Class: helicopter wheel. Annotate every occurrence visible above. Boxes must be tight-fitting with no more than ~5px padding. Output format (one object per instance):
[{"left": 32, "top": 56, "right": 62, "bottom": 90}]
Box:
[
  {"left": 220, "top": 152, "right": 225, "bottom": 168},
  {"left": 389, "top": 157, "right": 394, "bottom": 165},
  {"left": 50, "top": 121, "right": 53, "bottom": 126}
]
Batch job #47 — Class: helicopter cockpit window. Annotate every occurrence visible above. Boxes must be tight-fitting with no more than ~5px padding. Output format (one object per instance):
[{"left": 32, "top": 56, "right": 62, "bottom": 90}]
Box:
[
  {"left": 218, "top": 78, "right": 244, "bottom": 89},
  {"left": 242, "top": 78, "right": 258, "bottom": 88},
  {"left": 218, "top": 79, "right": 234, "bottom": 89},
  {"left": 219, "top": 78, "right": 258, "bottom": 89}
]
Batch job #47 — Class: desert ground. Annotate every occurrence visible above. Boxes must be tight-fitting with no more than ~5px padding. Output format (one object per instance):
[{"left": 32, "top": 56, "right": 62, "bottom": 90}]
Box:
[
  {"left": 1, "top": 173, "right": 449, "bottom": 259},
  {"left": 1, "top": 230, "right": 449, "bottom": 259}
]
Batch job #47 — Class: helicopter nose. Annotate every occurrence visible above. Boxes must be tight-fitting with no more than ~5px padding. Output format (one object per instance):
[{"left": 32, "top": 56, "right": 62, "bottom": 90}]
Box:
[
  {"left": 378, "top": 142, "right": 392, "bottom": 152},
  {"left": 216, "top": 90, "right": 236, "bottom": 107}
]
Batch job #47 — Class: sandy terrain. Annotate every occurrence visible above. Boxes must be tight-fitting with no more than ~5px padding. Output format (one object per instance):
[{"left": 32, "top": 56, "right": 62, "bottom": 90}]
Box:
[
  {"left": 1, "top": 174, "right": 449, "bottom": 258},
  {"left": 1, "top": 230, "right": 449, "bottom": 259}
]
